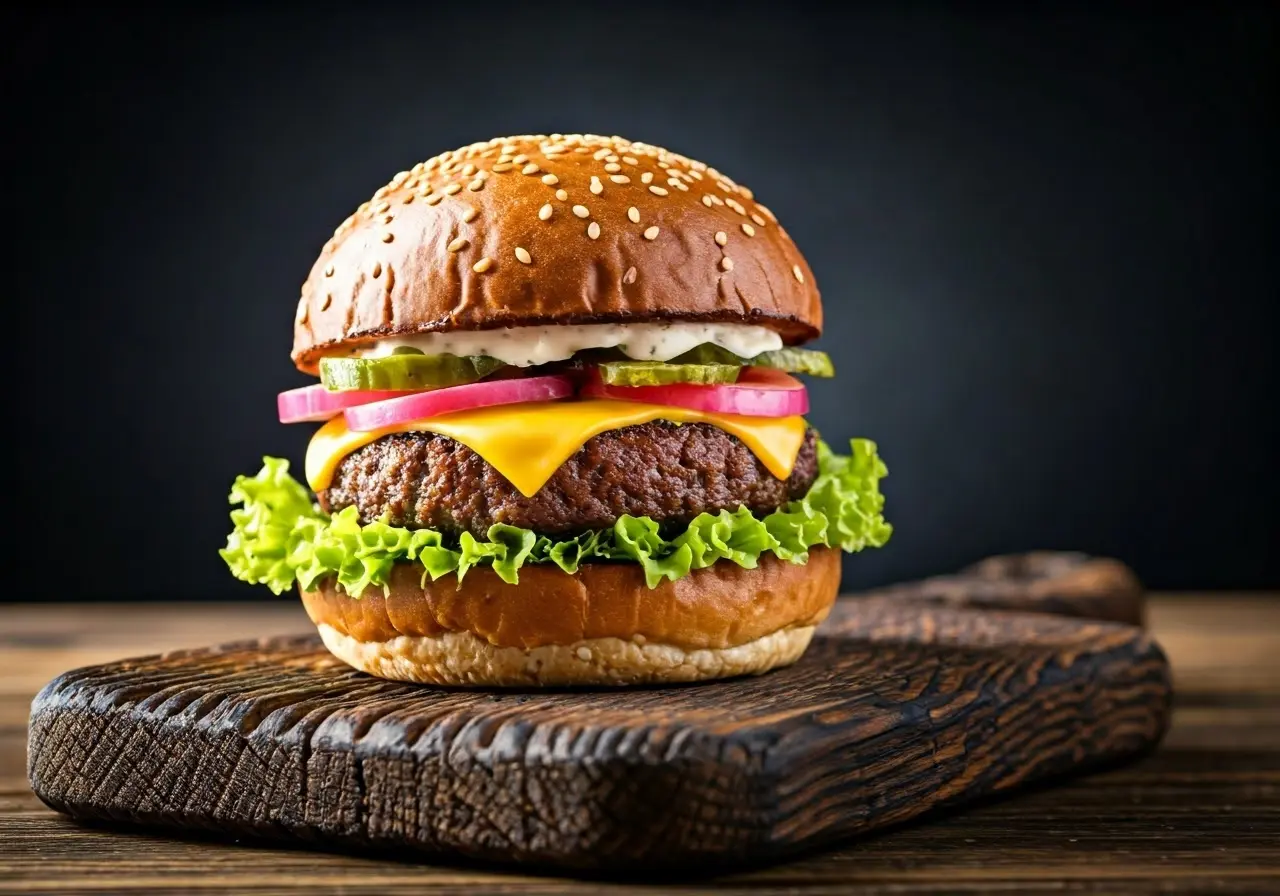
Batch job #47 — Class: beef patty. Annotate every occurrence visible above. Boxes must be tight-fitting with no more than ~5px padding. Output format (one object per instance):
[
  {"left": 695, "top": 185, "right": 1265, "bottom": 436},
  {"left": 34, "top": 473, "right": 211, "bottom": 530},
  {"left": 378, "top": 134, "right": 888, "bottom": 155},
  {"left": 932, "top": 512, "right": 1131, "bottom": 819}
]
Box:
[{"left": 318, "top": 421, "right": 819, "bottom": 537}]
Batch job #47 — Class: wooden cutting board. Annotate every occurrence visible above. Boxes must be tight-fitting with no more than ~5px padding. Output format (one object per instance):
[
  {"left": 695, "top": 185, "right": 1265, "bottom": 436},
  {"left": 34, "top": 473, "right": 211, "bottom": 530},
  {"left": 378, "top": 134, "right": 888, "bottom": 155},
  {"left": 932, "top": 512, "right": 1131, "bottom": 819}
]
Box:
[{"left": 27, "top": 552, "right": 1171, "bottom": 873}]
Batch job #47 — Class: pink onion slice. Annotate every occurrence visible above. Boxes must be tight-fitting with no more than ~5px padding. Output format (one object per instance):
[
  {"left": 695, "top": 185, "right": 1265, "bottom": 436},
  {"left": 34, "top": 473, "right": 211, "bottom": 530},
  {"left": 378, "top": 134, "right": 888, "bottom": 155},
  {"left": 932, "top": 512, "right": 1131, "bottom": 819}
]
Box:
[
  {"left": 580, "top": 366, "right": 809, "bottom": 417},
  {"left": 344, "top": 374, "right": 576, "bottom": 431},
  {"left": 277, "top": 384, "right": 415, "bottom": 424}
]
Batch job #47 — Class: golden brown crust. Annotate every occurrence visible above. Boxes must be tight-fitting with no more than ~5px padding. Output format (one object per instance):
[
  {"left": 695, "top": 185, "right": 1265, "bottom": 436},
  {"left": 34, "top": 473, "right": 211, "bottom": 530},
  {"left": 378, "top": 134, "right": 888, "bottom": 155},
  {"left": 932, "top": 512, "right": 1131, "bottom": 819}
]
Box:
[
  {"left": 314, "top": 622, "right": 817, "bottom": 687},
  {"left": 299, "top": 548, "right": 841, "bottom": 651},
  {"left": 291, "top": 134, "right": 822, "bottom": 373}
]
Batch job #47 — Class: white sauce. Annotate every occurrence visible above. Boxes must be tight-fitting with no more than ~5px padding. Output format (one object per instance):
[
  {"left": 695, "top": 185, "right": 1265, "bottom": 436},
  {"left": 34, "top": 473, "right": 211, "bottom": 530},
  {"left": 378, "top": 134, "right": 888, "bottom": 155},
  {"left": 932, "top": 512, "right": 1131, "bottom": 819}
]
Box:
[{"left": 358, "top": 323, "right": 783, "bottom": 366}]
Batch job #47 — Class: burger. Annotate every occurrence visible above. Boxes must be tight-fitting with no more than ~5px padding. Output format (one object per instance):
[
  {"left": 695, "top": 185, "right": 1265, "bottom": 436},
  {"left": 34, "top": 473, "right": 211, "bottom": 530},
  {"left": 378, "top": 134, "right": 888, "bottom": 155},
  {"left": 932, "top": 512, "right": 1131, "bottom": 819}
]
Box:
[{"left": 220, "top": 133, "right": 891, "bottom": 686}]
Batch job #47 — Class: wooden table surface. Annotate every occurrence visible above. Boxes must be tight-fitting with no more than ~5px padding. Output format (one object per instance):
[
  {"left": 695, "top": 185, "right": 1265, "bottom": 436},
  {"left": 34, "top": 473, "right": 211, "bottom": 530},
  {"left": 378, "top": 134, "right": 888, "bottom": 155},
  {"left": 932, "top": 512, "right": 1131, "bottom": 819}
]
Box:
[{"left": 3, "top": 596, "right": 1278, "bottom": 894}]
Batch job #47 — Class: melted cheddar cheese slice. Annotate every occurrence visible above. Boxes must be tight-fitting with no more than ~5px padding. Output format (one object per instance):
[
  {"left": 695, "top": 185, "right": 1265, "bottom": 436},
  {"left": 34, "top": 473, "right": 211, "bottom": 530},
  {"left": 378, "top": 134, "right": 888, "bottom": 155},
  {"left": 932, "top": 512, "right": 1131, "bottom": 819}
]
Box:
[{"left": 305, "top": 399, "right": 807, "bottom": 498}]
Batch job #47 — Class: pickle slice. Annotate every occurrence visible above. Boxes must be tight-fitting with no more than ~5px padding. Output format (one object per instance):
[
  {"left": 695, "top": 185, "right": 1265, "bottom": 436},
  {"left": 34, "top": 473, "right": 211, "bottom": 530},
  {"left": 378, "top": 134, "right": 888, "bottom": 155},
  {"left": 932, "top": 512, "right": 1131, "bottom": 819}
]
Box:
[
  {"left": 320, "top": 354, "right": 507, "bottom": 391},
  {"left": 749, "top": 348, "right": 835, "bottom": 377},
  {"left": 597, "top": 361, "right": 742, "bottom": 386},
  {"left": 670, "top": 344, "right": 834, "bottom": 377},
  {"left": 670, "top": 344, "right": 744, "bottom": 365}
]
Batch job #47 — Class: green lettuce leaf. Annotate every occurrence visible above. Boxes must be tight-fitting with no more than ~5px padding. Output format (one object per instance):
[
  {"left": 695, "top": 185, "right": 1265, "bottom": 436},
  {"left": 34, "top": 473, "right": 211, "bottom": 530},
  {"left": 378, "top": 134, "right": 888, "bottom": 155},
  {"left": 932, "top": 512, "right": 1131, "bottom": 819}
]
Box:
[{"left": 219, "top": 439, "right": 891, "bottom": 596}]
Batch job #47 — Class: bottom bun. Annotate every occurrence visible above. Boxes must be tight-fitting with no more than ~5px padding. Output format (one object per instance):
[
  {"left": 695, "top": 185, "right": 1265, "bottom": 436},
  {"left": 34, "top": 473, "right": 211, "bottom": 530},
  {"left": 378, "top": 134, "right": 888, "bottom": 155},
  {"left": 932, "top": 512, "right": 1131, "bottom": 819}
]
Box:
[
  {"left": 301, "top": 548, "right": 840, "bottom": 686},
  {"left": 317, "top": 622, "right": 816, "bottom": 686}
]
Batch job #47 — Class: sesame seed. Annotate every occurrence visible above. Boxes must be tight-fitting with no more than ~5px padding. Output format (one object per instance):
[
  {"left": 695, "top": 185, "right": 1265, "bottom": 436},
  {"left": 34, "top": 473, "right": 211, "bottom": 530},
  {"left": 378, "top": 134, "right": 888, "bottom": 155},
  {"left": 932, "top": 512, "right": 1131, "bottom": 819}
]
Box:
[
  {"left": 374, "top": 201, "right": 390, "bottom": 213},
  {"left": 372, "top": 261, "right": 383, "bottom": 277},
  {"left": 641, "top": 172, "right": 654, "bottom": 184},
  {"left": 622, "top": 155, "right": 639, "bottom": 165},
  {"left": 541, "top": 173, "right": 559, "bottom": 185},
  {"left": 544, "top": 145, "right": 566, "bottom": 154},
  {"left": 467, "top": 179, "right": 483, "bottom": 191},
  {"left": 492, "top": 162, "right": 514, "bottom": 172},
  {"left": 757, "top": 204, "right": 777, "bottom": 222},
  {"left": 720, "top": 257, "right": 734, "bottom": 271},
  {"left": 672, "top": 180, "right": 689, "bottom": 191},
  {"left": 401, "top": 193, "right": 415, "bottom": 204},
  {"left": 714, "top": 231, "right": 727, "bottom": 246},
  {"left": 515, "top": 246, "right": 532, "bottom": 264},
  {"left": 741, "top": 222, "right": 755, "bottom": 237},
  {"left": 667, "top": 178, "right": 681, "bottom": 188},
  {"left": 702, "top": 195, "right": 714, "bottom": 207},
  {"left": 473, "top": 257, "right": 493, "bottom": 273},
  {"left": 643, "top": 226, "right": 659, "bottom": 240},
  {"left": 576, "top": 646, "right": 592, "bottom": 661},
  {"left": 751, "top": 213, "right": 767, "bottom": 227},
  {"left": 447, "top": 237, "right": 468, "bottom": 252},
  {"left": 726, "top": 198, "right": 746, "bottom": 215},
  {"left": 740, "top": 185, "right": 755, "bottom": 199},
  {"left": 521, "top": 163, "right": 539, "bottom": 175},
  {"left": 593, "top": 148, "right": 611, "bottom": 160},
  {"left": 648, "top": 186, "right": 668, "bottom": 196},
  {"left": 709, "top": 195, "right": 724, "bottom": 206},
  {"left": 444, "top": 183, "right": 462, "bottom": 195},
  {"left": 324, "top": 263, "right": 334, "bottom": 277},
  {"left": 425, "top": 193, "right": 443, "bottom": 205},
  {"left": 604, "top": 162, "right": 622, "bottom": 173},
  {"left": 513, "top": 153, "right": 529, "bottom": 164},
  {"left": 320, "top": 293, "right": 332, "bottom": 311},
  {"left": 572, "top": 204, "right": 590, "bottom": 218},
  {"left": 462, "top": 206, "right": 479, "bottom": 222},
  {"left": 587, "top": 221, "right": 601, "bottom": 240},
  {"left": 610, "top": 174, "right": 631, "bottom": 184},
  {"left": 555, "top": 189, "right": 569, "bottom": 201},
  {"left": 539, "top": 203, "right": 553, "bottom": 220},
  {"left": 627, "top": 206, "right": 640, "bottom": 223},
  {"left": 461, "top": 163, "right": 476, "bottom": 176},
  {"left": 380, "top": 231, "right": 394, "bottom": 242},
  {"left": 792, "top": 264, "right": 805, "bottom": 283},
  {"left": 590, "top": 177, "right": 604, "bottom": 195},
  {"left": 623, "top": 266, "right": 637, "bottom": 284}
]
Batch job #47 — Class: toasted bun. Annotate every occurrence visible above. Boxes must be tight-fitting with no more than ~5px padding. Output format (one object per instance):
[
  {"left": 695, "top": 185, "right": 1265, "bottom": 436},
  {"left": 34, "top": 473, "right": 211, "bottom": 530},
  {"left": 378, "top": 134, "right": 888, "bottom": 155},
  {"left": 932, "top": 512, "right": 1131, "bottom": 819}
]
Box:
[
  {"left": 315, "top": 625, "right": 817, "bottom": 688},
  {"left": 300, "top": 548, "right": 841, "bottom": 686},
  {"left": 291, "top": 134, "right": 822, "bottom": 374}
]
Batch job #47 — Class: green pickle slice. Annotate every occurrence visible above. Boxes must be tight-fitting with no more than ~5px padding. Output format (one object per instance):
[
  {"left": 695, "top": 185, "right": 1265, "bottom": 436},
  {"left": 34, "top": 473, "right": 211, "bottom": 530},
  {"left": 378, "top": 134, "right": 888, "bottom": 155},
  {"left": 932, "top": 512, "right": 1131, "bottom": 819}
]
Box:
[
  {"left": 320, "top": 353, "right": 507, "bottom": 391},
  {"left": 598, "top": 361, "right": 742, "bottom": 386},
  {"left": 670, "top": 344, "right": 835, "bottom": 377},
  {"left": 749, "top": 348, "right": 835, "bottom": 377}
]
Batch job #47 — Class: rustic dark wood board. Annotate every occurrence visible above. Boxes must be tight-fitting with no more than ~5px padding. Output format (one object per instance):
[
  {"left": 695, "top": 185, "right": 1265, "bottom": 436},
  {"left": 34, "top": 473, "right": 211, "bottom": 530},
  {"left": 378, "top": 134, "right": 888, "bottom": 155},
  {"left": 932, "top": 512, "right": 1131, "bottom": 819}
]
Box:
[{"left": 26, "top": 553, "right": 1172, "bottom": 873}]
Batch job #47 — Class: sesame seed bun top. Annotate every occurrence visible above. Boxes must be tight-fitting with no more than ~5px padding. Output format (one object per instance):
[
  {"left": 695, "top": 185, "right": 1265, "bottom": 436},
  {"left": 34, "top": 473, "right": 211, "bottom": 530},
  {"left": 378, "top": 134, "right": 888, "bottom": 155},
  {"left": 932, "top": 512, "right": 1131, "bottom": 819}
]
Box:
[{"left": 291, "top": 134, "right": 822, "bottom": 374}]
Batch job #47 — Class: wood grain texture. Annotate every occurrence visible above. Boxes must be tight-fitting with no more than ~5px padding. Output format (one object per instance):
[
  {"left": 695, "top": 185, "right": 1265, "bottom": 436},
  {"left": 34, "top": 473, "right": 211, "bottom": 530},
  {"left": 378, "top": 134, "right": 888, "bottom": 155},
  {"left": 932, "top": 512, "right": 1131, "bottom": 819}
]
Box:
[
  {"left": 857, "top": 551, "right": 1146, "bottom": 625},
  {"left": 23, "top": 553, "right": 1171, "bottom": 873},
  {"left": 3, "top": 590, "right": 1279, "bottom": 893}
]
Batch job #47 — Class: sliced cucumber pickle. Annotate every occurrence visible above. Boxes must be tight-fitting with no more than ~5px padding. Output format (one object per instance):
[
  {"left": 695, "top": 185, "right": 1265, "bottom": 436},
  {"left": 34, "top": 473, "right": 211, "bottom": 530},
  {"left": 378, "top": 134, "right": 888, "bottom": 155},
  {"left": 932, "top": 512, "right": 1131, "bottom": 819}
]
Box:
[
  {"left": 749, "top": 348, "right": 835, "bottom": 377},
  {"left": 670, "top": 344, "right": 834, "bottom": 377},
  {"left": 597, "top": 361, "right": 742, "bottom": 386},
  {"left": 320, "top": 353, "right": 507, "bottom": 391},
  {"left": 670, "top": 344, "right": 744, "bottom": 366}
]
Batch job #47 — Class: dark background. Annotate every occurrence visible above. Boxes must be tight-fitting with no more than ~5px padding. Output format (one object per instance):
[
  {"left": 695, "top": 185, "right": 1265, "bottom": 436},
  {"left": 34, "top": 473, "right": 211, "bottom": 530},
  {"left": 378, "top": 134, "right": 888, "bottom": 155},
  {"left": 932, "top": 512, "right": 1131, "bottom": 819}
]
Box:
[{"left": 5, "top": 4, "right": 1276, "bottom": 601}]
